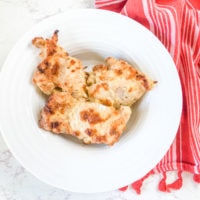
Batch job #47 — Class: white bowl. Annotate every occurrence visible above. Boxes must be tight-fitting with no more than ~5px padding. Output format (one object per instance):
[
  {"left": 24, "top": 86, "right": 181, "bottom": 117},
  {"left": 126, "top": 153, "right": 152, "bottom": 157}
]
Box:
[{"left": 0, "top": 9, "right": 182, "bottom": 193}]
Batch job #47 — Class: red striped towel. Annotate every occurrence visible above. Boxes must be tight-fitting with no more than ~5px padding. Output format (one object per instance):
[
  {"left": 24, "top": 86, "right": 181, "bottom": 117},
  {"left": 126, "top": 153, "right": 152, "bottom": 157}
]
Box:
[{"left": 95, "top": 0, "right": 200, "bottom": 194}]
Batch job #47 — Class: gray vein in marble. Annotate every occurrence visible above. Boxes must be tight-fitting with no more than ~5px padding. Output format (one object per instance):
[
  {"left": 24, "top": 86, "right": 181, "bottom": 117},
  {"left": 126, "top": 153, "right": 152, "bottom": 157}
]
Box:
[
  {"left": 0, "top": 150, "right": 12, "bottom": 168},
  {"left": 106, "top": 193, "right": 128, "bottom": 200}
]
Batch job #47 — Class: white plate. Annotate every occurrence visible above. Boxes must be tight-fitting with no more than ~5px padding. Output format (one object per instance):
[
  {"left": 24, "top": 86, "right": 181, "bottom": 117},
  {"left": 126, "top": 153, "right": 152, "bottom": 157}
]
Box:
[{"left": 0, "top": 9, "right": 182, "bottom": 193}]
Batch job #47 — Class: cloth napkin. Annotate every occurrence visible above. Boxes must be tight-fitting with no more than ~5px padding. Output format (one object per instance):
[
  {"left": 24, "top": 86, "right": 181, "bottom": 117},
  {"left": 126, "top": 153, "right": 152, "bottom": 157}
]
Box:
[{"left": 95, "top": 0, "right": 200, "bottom": 194}]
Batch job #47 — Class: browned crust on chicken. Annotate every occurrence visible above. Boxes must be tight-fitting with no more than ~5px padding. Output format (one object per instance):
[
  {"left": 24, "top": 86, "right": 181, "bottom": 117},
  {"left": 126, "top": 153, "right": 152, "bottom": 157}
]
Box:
[
  {"left": 32, "top": 30, "right": 87, "bottom": 98},
  {"left": 39, "top": 92, "right": 131, "bottom": 145},
  {"left": 32, "top": 31, "right": 156, "bottom": 146},
  {"left": 87, "top": 57, "right": 156, "bottom": 107}
]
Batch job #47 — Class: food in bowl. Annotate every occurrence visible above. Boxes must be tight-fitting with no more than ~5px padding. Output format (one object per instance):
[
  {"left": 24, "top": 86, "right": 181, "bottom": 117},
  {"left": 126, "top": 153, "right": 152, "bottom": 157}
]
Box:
[{"left": 32, "top": 30, "right": 156, "bottom": 145}]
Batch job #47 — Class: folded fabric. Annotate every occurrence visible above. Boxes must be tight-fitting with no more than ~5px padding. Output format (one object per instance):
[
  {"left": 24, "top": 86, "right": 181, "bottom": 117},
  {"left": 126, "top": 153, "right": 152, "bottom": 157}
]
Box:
[{"left": 95, "top": 0, "right": 200, "bottom": 193}]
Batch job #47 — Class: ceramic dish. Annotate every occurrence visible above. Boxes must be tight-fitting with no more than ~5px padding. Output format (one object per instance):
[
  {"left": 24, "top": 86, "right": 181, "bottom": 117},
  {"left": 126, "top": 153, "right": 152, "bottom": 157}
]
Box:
[{"left": 0, "top": 9, "right": 182, "bottom": 193}]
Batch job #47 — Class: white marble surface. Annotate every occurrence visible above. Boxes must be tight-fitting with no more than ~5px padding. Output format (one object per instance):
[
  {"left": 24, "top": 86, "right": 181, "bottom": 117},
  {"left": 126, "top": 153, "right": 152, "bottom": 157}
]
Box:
[{"left": 0, "top": 0, "right": 200, "bottom": 199}]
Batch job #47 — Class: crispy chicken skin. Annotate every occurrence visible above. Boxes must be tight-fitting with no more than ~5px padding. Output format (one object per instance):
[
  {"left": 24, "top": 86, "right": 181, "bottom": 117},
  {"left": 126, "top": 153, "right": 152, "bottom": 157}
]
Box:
[
  {"left": 87, "top": 57, "right": 155, "bottom": 107},
  {"left": 40, "top": 91, "right": 132, "bottom": 145},
  {"left": 32, "top": 30, "right": 87, "bottom": 98}
]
